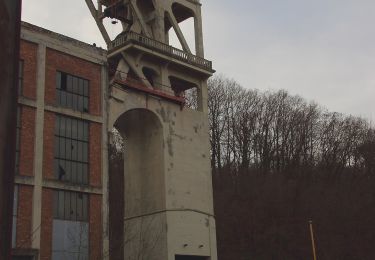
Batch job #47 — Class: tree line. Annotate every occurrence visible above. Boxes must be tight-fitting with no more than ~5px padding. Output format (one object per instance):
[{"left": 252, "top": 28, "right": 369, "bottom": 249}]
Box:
[
  {"left": 208, "top": 75, "right": 375, "bottom": 177},
  {"left": 109, "top": 75, "right": 375, "bottom": 259},
  {"left": 208, "top": 75, "right": 375, "bottom": 260}
]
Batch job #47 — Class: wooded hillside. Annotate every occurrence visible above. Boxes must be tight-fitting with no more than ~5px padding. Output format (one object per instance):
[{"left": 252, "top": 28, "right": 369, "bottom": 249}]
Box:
[{"left": 209, "top": 75, "right": 375, "bottom": 260}]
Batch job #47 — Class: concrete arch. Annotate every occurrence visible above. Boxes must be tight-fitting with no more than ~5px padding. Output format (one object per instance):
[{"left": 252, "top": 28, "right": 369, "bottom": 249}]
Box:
[
  {"left": 114, "top": 108, "right": 166, "bottom": 216},
  {"left": 136, "top": 0, "right": 155, "bottom": 18},
  {"left": 171, "top": 2, "right": 195, "bottom": 23},
  {"left": 107, "top": 87, "right": 166, "bottom": 128}
]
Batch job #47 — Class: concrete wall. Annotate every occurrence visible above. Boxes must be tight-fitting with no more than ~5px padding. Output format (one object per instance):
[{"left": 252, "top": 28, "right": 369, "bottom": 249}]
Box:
[{"left": 109, "top": 85, "right": 217, "bottom": 260}]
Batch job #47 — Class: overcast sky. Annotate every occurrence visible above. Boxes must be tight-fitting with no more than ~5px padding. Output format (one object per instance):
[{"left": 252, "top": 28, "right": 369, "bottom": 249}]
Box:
[{"left": 22, "top": 0, "right": 375, "bottom": 122}]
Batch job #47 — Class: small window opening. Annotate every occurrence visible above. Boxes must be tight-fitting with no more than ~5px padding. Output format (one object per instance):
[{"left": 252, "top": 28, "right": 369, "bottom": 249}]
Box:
[
  {"left": 143, "top": 67, "right": 157, "bottom": 87},
  {"left": 169, "top": 76, "right": 199, "bottom": 110}
]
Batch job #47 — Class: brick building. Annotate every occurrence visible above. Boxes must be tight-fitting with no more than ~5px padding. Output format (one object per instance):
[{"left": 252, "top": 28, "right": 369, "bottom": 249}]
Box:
[{"left": 12, "top": 22, "right": 108, "bottom": 260}]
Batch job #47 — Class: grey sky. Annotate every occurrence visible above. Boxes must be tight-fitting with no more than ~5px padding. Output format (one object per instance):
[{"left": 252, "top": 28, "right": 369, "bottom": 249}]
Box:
[{"left": 22, "top": 0, "right": 375, "bottom": 122}]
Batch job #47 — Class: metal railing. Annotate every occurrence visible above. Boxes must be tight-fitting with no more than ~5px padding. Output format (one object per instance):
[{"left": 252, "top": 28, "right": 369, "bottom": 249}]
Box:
[{"left": 108, "top": 31, "right": 213, "bottom": 71}]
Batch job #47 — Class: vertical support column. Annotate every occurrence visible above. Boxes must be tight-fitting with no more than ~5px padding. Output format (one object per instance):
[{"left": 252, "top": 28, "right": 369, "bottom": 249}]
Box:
[
  {"left": 194, "top": 6, "right": 204, "bottom": 58},
  {"left": 198, "top": 80, "right": 208, "bottom": 114},
  {"left": 153, "top": 8, "right": 166, "bottom": 43},
  {"left": 209, "top": 216, "right": 218, "bottom": 260},
  {"left": 160, "top": 65, "right": 173, "bottom": 95},
  {"left": 31, "top": 43, "right": 46, "bottom": 257},
  {"left": 101, "top": 63, "right": 110, "bottom": 260}
]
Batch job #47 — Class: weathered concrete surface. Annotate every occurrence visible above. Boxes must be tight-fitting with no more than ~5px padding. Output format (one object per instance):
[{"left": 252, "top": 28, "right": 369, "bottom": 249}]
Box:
[
  {"left": 109, "top": 86, "right": 217, "bottom": 260},
  {"left": 86, "top": 0, "right": 217, "bottom": 258}
]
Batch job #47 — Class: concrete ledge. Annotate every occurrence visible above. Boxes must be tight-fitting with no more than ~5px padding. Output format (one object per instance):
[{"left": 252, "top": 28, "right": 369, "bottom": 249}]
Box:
[
  {"left": 14, "top": 175, "right": 103, "bottom": 195},
  {"left": 12, "top": 248, "right": 39, "bottom": 259},
  {"left": 18, "top": 96, "right": 37, "bottom": 108},
  {"left": 45, "top": 104, "right": 103, "bottom": 123},
  {"left": 21, "top": 22, "right": 107, "bottom": 65},
  {"left": 43, "top": 179, "right": 103, "bottom": 195},
  {"left": 18, "top": 97, "right": 104, "bottom": 123},
  {"left": 14, "top": 175, "right": 34, "bottom": 186}
]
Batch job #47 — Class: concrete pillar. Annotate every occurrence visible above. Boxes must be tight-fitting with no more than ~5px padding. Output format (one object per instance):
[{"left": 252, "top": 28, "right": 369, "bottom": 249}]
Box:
[
  {"left": 153, "top": 8, "right": 166, "bottom": 42},
  {"left": 194, "top": 6, "right": 204, "bottom": 58},
  {"left": 199, "top": 80, "right": 208, "bottom": 114},
  {"left": 101, "top": 63, "right": 110, "bottom": 260},
  {"left": 31, "top": 43, "right": 46, "bottom": 257}
]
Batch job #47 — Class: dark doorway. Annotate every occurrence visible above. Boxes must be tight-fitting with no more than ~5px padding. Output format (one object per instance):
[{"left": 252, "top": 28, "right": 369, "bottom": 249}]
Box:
[
  {"left": 12, "top": 256, "right": 35, "bottom": 260},
  {"left": 175, "top": 255, "right": 209, "bottom": 260}
]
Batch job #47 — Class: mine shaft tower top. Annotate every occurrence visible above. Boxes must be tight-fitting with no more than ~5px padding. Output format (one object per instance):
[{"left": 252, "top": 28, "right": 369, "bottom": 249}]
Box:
[
  {"left": 86, "top": 0, "right": 213, "bottom": 109},
  {"left": 86, "top": 0, "right": 212, "bottom": 69}
]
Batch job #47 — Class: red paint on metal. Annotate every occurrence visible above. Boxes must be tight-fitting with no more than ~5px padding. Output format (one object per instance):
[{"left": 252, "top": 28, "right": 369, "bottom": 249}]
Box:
[{"left": 114, "top": 78, "right": 186, "bottom": 106}]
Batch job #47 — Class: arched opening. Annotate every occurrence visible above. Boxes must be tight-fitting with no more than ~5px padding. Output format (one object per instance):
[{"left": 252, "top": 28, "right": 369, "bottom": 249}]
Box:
[
  {"left": 171, "top": 2, "right": 194, "bottom": 24},
  {"left": 137, "top": 0, "right": 155, "bottom": 18},
  {"left": 108, "top": 109, "right": 165, "bottom": 259}
]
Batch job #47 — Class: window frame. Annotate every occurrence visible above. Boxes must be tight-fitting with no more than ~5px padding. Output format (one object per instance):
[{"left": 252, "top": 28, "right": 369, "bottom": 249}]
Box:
[
  {"left": 56, "top": 71, "right": 90, "bottom": 113},
  {"left": 54, "top": 115, "right": 90, "bottom": 185},
  {"left": 53, "top": 190, "right": 89, "bottom": 222},
  {"left": 52, "top": 190, "right": 90, "bottom": 260}
]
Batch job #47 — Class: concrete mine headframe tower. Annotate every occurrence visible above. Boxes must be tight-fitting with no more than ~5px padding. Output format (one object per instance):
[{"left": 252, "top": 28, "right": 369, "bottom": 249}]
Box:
[{"left": 86, "top": 0, "right": 217, "bottom": 259}]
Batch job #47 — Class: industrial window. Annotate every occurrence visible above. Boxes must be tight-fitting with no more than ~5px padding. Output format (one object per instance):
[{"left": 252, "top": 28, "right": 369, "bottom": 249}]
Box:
[
  {"left": 53, "top": 190, "right": 88, "bottom": 221},
  {"left": 15, "top": 107, "right": 21, "bottom": 174},
  {"left": 54, "top": 115, "right": 89, "bottom": 185},
  {"left": 18, "top": 60, "right": 24, "bottom": 95},
  {"left": 12, "top": 185, "right": 18, "bottom": 248},
  {"left": 52, "top": 190, "right": 89, "bottom": 260},
  {"left": 56, "top": 71, "right": 89, "bottom": 112}
]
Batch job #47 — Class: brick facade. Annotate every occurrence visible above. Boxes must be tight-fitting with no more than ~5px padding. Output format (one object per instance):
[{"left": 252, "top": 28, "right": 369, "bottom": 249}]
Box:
[
  {"left": 40, "top": 188, "right": 53, "bottom": 260},
  {"left": 14, "top": 22, "right": 106, "bottom": 260},
  {"left": 90, "top": 194, "right": 103, "bottom": 260},
  {"left": 42, "top": 111, "right": 55, "bottom": 180},
  {"left": 19, "top": 106, "right": 36, "bottom": 177},
  {"left": 19, "top": 40, "right": 37, "bottom": 99},
  {"left": 90, "top": 123, "right": 102, "bottom": 187},
  {"left": 16, "top": 185, "right": 33, "bottom": 248}
]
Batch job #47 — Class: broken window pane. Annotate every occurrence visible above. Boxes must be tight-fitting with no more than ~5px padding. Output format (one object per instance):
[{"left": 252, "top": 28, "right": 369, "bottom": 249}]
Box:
[
  {"left": 56, "top": 71, "right": 90, "bottom": 112},
  {"left": 54, "top": 190, "right": 88, "bottom": 222},
  {"left": 54, "top": 115, "right": 89, "bottom": 185}
]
